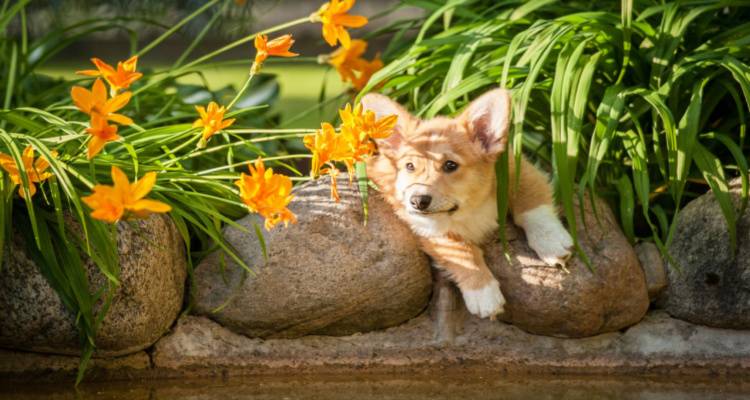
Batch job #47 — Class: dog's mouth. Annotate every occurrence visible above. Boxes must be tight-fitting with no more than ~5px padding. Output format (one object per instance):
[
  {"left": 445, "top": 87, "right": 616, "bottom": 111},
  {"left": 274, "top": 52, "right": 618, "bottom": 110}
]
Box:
[{"left": 409, "top": 204, "right": 459, "bottom": 215}]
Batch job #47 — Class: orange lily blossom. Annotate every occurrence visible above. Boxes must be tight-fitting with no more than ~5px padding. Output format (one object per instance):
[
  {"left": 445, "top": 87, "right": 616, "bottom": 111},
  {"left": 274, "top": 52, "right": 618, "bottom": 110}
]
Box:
[
  {"left": 304, "top": 123, "right": 360, "bottom": 202},
  {"left": 304, "top": 103, "right": 397, "bottom": 201},
  {"left": 327, "top": 39, "right": 383, "bottom": 91},
  {"left": 77, "top": 56, "right": 142, "bottom": 94},
  {"left": 235, "top": 158, "right": 296, "bottom": 230},
  {"left": 313, "top": 0, "right": 368, "bottom": 48},
  {"left": 71, "top": 78, "right": 133, "bottom": 125},
  {"left": 82, "top": 166, "right": 171, "bottom": 223},
  {"left": 339, "top": 103, "right": 397, "bottom": 141},
  {"left": 253, "top": 34, "right": 298, "bottom": 73},
  {"left": 193, "top": 101, "right": 236, "bottom": 148},
  {"left": 328, "top": 39, "right": 367, "bottom": 83},
  {"left": 86, "top": 115, "right": 120, "bottom": 159},
  {"left": 0, "top": 145, "right": 57, "bottom": 199},
  {"left": 350, "top": 55, "right": 383, "bottom": 91}
]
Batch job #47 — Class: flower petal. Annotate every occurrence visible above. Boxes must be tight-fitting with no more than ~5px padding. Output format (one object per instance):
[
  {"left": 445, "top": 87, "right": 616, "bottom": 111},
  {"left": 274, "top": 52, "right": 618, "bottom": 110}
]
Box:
[
  {"left": 337, "top": 25, "right": 351, "bottom": 48},
  {"left": 90, "top": 202, "right": 124, "bottom": 223},
  {"left": 17, "top": 182, "right": 37, "bottom": 200},
  {"left": 91, "top": 58, "right": 116, "bottom": 75},
  {"left": 105, "top": 91, "right": 132, "bottom": 113},
  {"left": 221, "top": 118, "right": 236, "bottom": 130},
  {"left": 87, "top": 136, "right": 107, "bottom": 159},
  {"left": 92, "top": 79, "right": 107, "bottom": 105},
  {"left": 322, "top": 24, "right": 338, "bottom": 47},
  {"left": 131, "top": 171, "right": 156, "bottom": 200},
  {"left": 71, "top": 86, "right": 93, "bottom": 113},
  {"left": 130, "top": 199, "right": 172, "bottom": 213},
  {"left": 195, "top": 105, "right": 207, "bottom": 120},
  {"left": 122, "top": 56, "right": 138, "bottom": 71},
  {"left": 108, "top": 113, "right": 134, "bottom": 126},
  {"left": 21, "top": 145, "right": 34, "bottom": 166},
  {"left": 111, "top": 166, "right": 130, "bottom": 198},
  {"left": 335, "top": 14, "right": 368, "bottom": 28}
]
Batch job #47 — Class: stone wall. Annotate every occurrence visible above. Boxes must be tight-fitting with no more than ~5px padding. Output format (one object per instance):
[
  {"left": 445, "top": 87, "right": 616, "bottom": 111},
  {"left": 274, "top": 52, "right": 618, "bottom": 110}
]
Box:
[{"left": 2, "top": 177, "right": 750, "bottom": 382}]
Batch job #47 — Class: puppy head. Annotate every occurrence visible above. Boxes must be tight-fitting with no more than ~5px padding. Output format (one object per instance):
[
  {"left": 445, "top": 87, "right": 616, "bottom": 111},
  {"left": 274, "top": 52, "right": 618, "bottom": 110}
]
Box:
[{"left": 362, "top": 89, "right": 511, "bottom": 234}]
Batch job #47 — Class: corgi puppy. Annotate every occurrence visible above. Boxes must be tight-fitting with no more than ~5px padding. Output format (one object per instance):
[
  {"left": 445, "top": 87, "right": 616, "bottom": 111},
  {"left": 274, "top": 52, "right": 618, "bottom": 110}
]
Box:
[{"left": 362, "top": 88, "right": 573, "bottom": 319}]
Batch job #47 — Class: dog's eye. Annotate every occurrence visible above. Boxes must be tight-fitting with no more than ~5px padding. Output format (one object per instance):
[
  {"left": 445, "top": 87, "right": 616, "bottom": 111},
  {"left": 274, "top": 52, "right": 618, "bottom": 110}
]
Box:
[
  {"left": 405, "top": 162, "right": 415, "bottom": 172},
  {"left": 443, "top": 160, "right": 459, "bottom": 173}
]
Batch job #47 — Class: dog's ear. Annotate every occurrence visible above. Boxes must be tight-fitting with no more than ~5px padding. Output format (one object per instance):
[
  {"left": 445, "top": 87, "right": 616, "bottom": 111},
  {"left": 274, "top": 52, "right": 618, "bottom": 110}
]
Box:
[
  {"left": 460, "top": 88, "right": 511, "bottom": 158},
  {"left": 360, "top": 93, "right": 412, "bottom": 156}
]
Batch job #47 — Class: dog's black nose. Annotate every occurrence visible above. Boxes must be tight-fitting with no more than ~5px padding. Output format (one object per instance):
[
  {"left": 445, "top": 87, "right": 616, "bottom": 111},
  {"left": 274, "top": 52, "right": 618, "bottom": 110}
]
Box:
[{"left": 410, "top": 194, "right": 432, "bottom": 211}]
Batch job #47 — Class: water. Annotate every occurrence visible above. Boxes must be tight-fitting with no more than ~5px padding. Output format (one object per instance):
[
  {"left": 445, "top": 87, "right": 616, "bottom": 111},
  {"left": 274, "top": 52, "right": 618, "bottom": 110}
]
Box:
[{"left": 2, "top": 375, "right": 749, "bottom": 400}]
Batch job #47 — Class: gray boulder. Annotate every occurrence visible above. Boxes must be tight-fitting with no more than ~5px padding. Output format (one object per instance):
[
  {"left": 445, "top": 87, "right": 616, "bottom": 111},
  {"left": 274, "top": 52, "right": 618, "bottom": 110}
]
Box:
[
  {"left": 193, "top": 176, "right": 432, "bottom": 338},
  {"left": 660, "top": 179, "right": 750, "bottom": 329},
  {"left": 486, "top": 194, "right": 650, "bottom": 337},
  {"left": 0, "top": 214, "right": 186, "bottom": 356}
]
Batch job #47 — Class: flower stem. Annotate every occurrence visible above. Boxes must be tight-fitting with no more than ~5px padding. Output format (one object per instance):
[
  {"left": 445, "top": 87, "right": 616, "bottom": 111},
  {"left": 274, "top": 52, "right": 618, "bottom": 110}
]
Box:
[{"left": 226, "top": 68, "right": 256, "bottom": 110}]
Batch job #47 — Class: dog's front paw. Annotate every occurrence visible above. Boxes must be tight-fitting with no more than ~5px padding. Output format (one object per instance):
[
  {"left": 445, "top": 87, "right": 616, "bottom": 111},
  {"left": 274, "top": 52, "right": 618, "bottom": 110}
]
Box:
[
  {"left": 461, "top": 279, "right": 505, "bottom": 319},
  {"left": 518, "top": 205, "right": 574, "bottom": 267}
]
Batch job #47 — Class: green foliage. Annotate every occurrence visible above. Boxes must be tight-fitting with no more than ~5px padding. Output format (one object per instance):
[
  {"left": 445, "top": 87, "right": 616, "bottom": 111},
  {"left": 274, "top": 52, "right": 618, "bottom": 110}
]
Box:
[
  {"left": 0, "top": 0, "right": 312, "bottom": 384},
  {"left": 367, "top": 0, "right": 750, "bottom": 257}
]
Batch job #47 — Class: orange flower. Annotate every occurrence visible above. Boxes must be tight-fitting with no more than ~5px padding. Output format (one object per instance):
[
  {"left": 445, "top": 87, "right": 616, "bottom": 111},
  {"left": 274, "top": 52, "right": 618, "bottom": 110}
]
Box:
[
  {"left": 327, "top": 40, "right": 383, "bottom": 91},
  {"left": 304, "top": 123, "right": 359, "bottom": 202},
  {"left": 82, "top": 166, "right": 171, "bottom": 223},
  {"left": 235, "top": 158, "right": 296, "bottom": 230},
  {"left": 192, "top": 102, "right": 236, "bottom": 148},
  {"left": 77, "top": 56, "right": 142, "bottom": 94},
  {"left": 328, "top": 39, "right": 367, "bottom": 83},
  {"left": 71, "top": 79, "right": 133, "bottom": 125},
  {"left": 304, "top": 122, "right": 358, "bottom": 179},
  {"left": 253, "top": 34, "right": 298, "bottom": 72},
  {"left": 304, "top": 103, "right": 397, "bottom": 201},
  {"left": 314, "top": 0, "right": 368, "bottom": 48},
  {"left": 350, "top": 55, "right": 383, "bottom": 91},
  {"left": 0, "top": 145, "right": 57, "bottom": 199},
  {"left": 339, "top": 103, "right": 397, "bottom": 141},
  {"left": 86, "top": 115, "right": 120, "bottom": 159}
]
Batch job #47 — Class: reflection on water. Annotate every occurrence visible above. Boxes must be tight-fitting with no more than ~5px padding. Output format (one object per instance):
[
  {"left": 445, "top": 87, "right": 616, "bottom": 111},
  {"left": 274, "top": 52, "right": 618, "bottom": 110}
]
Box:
[{"left": 2, "top": 375, "right": 749, "bottom": 400}]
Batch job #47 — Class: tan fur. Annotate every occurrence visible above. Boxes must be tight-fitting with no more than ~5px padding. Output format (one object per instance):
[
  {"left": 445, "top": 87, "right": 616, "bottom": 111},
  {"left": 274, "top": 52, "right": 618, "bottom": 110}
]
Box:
[{"left": 363, "top": 89, "right": 569, "bottom": 315}]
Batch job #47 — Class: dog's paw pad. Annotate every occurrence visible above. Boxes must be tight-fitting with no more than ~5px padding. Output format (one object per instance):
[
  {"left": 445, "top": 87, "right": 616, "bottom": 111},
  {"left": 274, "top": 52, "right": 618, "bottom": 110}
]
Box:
[{"left": 461, "top": 280, "right": 505, "bottom": 319}]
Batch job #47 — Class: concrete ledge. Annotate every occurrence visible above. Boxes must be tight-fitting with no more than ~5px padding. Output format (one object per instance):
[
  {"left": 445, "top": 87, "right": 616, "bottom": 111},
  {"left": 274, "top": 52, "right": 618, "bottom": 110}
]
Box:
[
  {"left": 2, "top": 311, "right": 750, "bottom": 382},
  {"left": 0, "top": 349, "right": 150, "bottom": 382}
]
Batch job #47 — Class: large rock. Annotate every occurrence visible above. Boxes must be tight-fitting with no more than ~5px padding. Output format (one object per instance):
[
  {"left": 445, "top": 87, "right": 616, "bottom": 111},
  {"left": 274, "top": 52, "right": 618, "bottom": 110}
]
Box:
[
  {"left": 660, "top": 179, "right": 750, "bottom": 329},
  {"left": 0, "top": 214, "right": 186, "bottom": 357},
  {"left": 193, "top": 176, "right": 432, "bottom": 338},
  {"left": 486, "top": 194, "right": 650, "bottom": 337}
]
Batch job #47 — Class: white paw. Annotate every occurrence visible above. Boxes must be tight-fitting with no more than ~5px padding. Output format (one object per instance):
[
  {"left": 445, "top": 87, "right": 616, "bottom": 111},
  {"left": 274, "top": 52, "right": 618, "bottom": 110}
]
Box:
[
  {"left": 461, "top": 280, "right": 505, "bottom": 319},
  {"left": 517, "top": 205, "right": 574, "bottom": 266}
]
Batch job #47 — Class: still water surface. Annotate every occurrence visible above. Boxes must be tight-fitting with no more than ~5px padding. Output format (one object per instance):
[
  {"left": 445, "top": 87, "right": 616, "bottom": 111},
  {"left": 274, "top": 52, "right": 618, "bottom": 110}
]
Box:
[{"left": 2, "top": 375, "right": 749, "bottom": 399}]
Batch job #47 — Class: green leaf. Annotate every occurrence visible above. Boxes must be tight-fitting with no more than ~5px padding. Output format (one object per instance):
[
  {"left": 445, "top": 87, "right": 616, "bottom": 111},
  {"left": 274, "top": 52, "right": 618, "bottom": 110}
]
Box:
[{"left": 693, "top": 143, "right": 738, "bottom": 252}]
